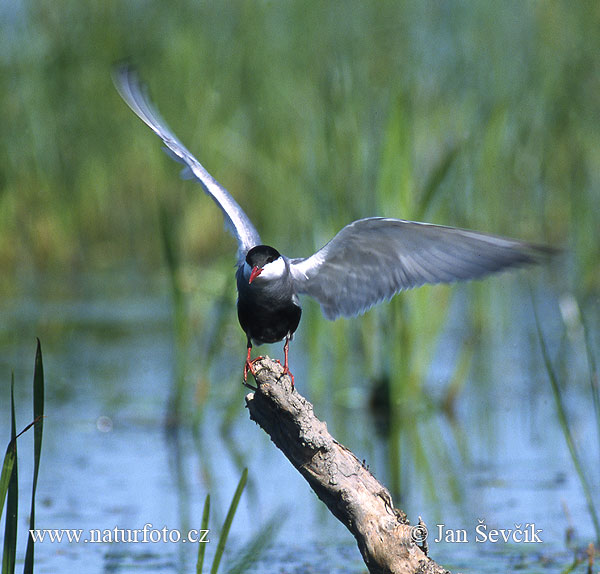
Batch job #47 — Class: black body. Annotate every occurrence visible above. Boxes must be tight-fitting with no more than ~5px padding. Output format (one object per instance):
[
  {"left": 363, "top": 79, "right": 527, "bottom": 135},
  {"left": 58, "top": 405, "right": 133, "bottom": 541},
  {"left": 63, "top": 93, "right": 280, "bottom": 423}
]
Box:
[
  {"left": 237, "top": 294, "right": 302, "bottom": 345},
  {"left": 236, "top": 245, "right": 302, "bottom": 346}
]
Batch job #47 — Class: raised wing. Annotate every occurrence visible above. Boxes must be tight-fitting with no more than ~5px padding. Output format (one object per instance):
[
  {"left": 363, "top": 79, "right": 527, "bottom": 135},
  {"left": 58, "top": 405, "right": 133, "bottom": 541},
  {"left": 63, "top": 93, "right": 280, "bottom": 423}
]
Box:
[
  {"left": 290, "top": 217, "right": 555, "bottom": 320},
  {"left": 113, "top": 65, "right": 261, "bottom": 263}
]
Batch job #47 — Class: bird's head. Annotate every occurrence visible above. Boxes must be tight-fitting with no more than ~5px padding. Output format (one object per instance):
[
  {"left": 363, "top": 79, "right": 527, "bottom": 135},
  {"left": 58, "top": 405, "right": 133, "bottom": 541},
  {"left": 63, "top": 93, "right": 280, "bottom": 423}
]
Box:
[{"left": 244, "top": 245, "right": 284, "bottom": 284}]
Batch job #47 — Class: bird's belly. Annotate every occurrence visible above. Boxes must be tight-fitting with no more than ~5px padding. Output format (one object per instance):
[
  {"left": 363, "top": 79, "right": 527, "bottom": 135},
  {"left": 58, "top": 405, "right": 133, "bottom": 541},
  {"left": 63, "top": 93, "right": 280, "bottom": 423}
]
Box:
[{"left": 237, "top": 298, "right": 302, "bottom": 345}]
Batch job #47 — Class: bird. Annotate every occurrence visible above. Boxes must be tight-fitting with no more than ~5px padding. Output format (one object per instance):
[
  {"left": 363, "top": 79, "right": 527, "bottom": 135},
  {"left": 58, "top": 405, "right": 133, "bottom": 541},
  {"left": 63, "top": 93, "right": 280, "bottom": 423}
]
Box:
[{"left": 114, "top": 66, "right": 555, "bottom": 389}]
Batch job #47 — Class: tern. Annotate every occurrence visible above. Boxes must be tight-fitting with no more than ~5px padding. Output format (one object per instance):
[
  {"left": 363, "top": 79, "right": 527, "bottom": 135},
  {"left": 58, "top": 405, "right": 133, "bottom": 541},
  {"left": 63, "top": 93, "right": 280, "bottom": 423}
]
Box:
[{"left": 114, "top": 67, "right": 554, "bottom": 388}]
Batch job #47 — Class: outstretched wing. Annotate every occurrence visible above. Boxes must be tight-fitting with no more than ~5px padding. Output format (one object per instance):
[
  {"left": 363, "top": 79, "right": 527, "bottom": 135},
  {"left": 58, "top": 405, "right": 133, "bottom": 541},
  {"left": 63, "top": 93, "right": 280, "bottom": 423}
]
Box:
[
  {"left": 290, "top": 217, "right": 555, "bottom": 320},
  {"left": 113, "top": 65, "right": 261, "bottom": 263}
]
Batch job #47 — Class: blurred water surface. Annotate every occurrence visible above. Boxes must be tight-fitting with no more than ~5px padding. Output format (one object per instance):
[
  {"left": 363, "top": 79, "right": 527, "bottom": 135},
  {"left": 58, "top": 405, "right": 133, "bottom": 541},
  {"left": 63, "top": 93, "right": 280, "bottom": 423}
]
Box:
[{"left": 1, "top": 267, "right": 598, "bottom": 573}]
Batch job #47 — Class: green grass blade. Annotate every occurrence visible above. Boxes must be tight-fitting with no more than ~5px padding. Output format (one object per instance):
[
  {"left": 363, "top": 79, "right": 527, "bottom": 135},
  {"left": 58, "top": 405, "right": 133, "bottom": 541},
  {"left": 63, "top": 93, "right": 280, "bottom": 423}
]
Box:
[
  {"left": 559, "top": 554, "right": 583, "bottom": 574},
  {"left": 416, "top": 143, "right": 460, "bottom": 220},
  {"left": 159, "top": 202, "right": 182, "bottom": 310},
  {"left": 225, "top": 510, "right": 284, "bottom": 574},
  {"left": 376, "top": 94, "right": 414, "bottom": 217},
  {"left": 210, "top": 468, "right": 248, "bottom": 574},
  {"left": 159, "top": 202, "right": 188, "bottom": 427},
  {"left": 0, "top": 418, "right": 39, "bottom": 522},
  {"left": 196, "top": 494, "right": 210, "bottom": 574},
  {"left": 2, "top": 376, "right": 18, "bottom": 574},
  {"left": 532, "top": 295, "right": 600, "bottom": 543},
  {"left": 0, "top": 445, "right": 16, "bottom": 522},
  {"left": 581, "top": 315, "right": 600, "bottom": 454},
  {"left": 24, "top": 339, "right": 45, "bottom": 574}
]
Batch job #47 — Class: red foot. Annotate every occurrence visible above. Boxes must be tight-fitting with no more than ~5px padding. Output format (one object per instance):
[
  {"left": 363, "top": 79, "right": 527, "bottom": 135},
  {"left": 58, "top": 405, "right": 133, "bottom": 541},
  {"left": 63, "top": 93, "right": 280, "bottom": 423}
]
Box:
[
  {"left": 243, "top": 339, "right": 295, "bottom": 390},
  {"left": 244, "top": 346, "right": 264, "bottom": 382},
  {"left": 282, "top": 365, "right": 295, "bottom": 389}
]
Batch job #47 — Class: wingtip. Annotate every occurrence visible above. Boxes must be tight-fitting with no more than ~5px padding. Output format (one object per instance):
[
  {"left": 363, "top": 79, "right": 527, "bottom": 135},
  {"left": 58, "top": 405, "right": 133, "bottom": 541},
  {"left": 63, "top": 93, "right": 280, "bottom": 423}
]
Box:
[
  {"left": 111, "top": 60, "right": 128, "bottom": 86},
  {"left": 111, "top": 63, "right": 158, "bottom": 131},
  {"left": 528, "top": 241, "right": 563, "bottom": 262},
  {"left": 111, "top": 61, "right": 140, "bottom": 98},
  {"left": 111, "top": 60, "right": 135, "bottom": 81}
]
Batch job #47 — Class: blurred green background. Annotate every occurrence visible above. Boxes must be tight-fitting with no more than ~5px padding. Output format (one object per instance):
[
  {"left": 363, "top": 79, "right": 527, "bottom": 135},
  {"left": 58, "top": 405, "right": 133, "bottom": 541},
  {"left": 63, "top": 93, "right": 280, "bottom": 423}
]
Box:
[
  {"left": 1, "top": 2, "right": 600, "bottom": 571},
  {"left": 1, "top": 0, "right": 597, "bottom": 287}
]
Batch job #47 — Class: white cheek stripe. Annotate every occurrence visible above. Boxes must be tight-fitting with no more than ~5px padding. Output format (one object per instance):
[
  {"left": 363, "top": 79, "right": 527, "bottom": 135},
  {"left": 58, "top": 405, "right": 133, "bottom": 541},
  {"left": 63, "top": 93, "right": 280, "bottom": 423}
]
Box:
[{"left": 259, "top": 257, "right": 286, "bottom": 280}]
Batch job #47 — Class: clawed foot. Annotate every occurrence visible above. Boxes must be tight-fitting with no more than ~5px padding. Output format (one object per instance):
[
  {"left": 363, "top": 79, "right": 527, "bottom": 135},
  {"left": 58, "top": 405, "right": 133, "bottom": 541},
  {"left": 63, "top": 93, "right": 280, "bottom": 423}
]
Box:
[
  {"left": 243, "top": 355, "right": 264, "bottom": 389},
  {"left": 242, "top": 356, "right": 295, "bottom": 391},
  {"left": 243, "top": 341, "right": 295, "bottom": 391},
  {"left": 281, "top": 365, "right": 295, "bottom": 390},
  {"left": 244, "top": 344, "right": 263, "bottom": 382}
]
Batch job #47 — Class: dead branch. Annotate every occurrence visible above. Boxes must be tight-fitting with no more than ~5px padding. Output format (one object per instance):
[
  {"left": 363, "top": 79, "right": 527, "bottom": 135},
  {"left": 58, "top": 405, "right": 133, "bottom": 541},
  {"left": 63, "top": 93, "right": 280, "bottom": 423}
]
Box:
[{"left": 245, "top": 357, "right": 450, "bottom": 574}]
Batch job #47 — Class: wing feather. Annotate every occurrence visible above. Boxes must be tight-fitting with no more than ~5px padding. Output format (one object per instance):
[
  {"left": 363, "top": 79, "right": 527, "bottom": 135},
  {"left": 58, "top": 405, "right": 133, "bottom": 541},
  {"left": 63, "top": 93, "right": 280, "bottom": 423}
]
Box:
[
  {"left": 290, "top": 217, "right": 555, "bottom": 319},
  {"left": 113, "top": 65, "right": 261, "bottom": 262}
]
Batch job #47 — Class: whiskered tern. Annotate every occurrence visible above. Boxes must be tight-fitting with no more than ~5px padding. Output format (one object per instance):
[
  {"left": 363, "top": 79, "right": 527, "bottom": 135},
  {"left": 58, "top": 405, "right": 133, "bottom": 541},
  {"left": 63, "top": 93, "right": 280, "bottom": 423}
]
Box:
[{"left": 114, "top": 67, "right": 554, "bottom": 388}]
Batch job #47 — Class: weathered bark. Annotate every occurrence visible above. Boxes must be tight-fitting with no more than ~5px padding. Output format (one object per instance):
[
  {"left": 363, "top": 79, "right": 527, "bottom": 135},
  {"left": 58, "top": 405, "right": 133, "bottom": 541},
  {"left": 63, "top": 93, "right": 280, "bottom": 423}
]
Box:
[{"left": 245, "top": 357, "right": 450, "bottom": 574}]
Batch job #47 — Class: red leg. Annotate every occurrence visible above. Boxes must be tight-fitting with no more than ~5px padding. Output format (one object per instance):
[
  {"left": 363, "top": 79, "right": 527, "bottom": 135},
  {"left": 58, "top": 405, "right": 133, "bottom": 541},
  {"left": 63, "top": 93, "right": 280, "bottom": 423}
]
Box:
[
  {"left": 243, "top": 339, "right": 263, "bottom": 382},
  {"left": 243, "top": 345, "right": 253, "bottom": 382},
  {"left": 282, "top": 335, "right": 295, "bottom": 389}
]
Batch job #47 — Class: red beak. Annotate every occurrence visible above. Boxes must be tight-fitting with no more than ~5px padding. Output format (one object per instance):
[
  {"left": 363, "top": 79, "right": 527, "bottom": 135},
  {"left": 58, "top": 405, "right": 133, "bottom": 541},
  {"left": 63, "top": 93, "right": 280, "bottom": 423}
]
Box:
[{"left": 249, "top": 266, "right": 262, "bottom": 284}]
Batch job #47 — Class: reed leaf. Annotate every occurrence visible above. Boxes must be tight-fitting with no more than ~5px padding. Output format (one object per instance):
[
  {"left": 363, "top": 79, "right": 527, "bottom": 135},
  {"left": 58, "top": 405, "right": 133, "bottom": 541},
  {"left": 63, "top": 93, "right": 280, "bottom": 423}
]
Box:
[
  {"left": 533, "top": 294, "right": 600, "bottom": 543},
  {"left": 24, "top": 339, "right": 45, "bottom": 574},
  {"left": 210, "top": 468, "right": 248, "bottom": 574},
  {"left": 196, "top": 494, "right": 210, "bottom": 574},
  {"left": 2, "top": 377, "right": 18, "bottom": 574},
  {"left": 225, "top": 510, "right": 283, "bottom": 574}
]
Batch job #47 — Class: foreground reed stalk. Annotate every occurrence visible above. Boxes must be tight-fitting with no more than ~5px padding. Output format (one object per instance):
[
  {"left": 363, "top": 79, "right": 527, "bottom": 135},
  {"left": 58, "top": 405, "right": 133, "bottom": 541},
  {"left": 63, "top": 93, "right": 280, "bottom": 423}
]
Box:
[{"left": 245, "top": 357, "right": 450, "bottom": 574}]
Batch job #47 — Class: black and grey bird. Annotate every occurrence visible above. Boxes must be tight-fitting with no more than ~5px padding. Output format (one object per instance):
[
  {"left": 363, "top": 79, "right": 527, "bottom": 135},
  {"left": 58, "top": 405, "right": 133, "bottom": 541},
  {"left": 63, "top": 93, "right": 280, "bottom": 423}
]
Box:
[{"left": 114, "top": 67, "right": 554, "bottom": 387}]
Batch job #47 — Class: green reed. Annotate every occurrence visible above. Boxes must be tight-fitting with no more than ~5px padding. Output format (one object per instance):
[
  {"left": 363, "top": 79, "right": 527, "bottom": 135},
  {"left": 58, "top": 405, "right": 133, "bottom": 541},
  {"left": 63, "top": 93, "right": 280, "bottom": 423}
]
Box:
[
  {"left": 1, "top": 1, "right": 594, "bottom": 277},
  {"left": 195, "top": 466, "right": 280, "bottom": 574},
  {"left": 533, "top": 295, "right": 600, "bottom": 544},
  {"left": 1, "top": 340, "right": 45, "bottom": 574}
]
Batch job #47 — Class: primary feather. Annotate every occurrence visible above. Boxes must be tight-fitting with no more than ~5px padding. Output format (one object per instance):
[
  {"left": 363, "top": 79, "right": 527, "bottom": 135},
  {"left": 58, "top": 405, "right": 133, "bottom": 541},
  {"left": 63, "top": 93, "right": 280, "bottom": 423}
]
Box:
[
  {"left": 113, "top": 65, "right": 261, "bottom": 263},
  {"left": 290, "top": 217, "right": 554, "bottom": 319}
]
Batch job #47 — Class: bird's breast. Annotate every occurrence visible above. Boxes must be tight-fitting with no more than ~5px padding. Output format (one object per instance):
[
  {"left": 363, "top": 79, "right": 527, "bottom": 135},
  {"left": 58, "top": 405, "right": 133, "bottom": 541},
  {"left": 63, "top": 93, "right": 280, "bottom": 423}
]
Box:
[{"left": 236, "top": 271, "right": 302, "bottom": 344}]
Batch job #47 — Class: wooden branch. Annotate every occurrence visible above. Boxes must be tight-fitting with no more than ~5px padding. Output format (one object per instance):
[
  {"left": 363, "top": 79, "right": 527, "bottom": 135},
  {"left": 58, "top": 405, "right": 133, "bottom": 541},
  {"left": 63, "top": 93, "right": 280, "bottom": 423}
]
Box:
[{"left": 245, "top": 357, "right": 450, "bottom": 574}]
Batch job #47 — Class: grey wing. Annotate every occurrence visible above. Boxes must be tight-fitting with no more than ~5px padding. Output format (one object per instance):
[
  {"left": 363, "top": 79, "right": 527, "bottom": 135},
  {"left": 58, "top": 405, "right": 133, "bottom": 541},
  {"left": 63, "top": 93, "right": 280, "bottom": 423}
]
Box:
[
  {"left": 290, "top": 217, "right": 555, "bottom": 320},
  {"left": 113, "top": 65, "right": 261, "bottom": 263}
]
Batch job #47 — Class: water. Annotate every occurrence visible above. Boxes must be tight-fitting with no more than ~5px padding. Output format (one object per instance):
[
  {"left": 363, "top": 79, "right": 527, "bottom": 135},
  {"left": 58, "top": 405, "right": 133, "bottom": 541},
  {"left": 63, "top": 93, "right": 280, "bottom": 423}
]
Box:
[{"left": 0, "top": 268, "right": 597, "bottom": 573}]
